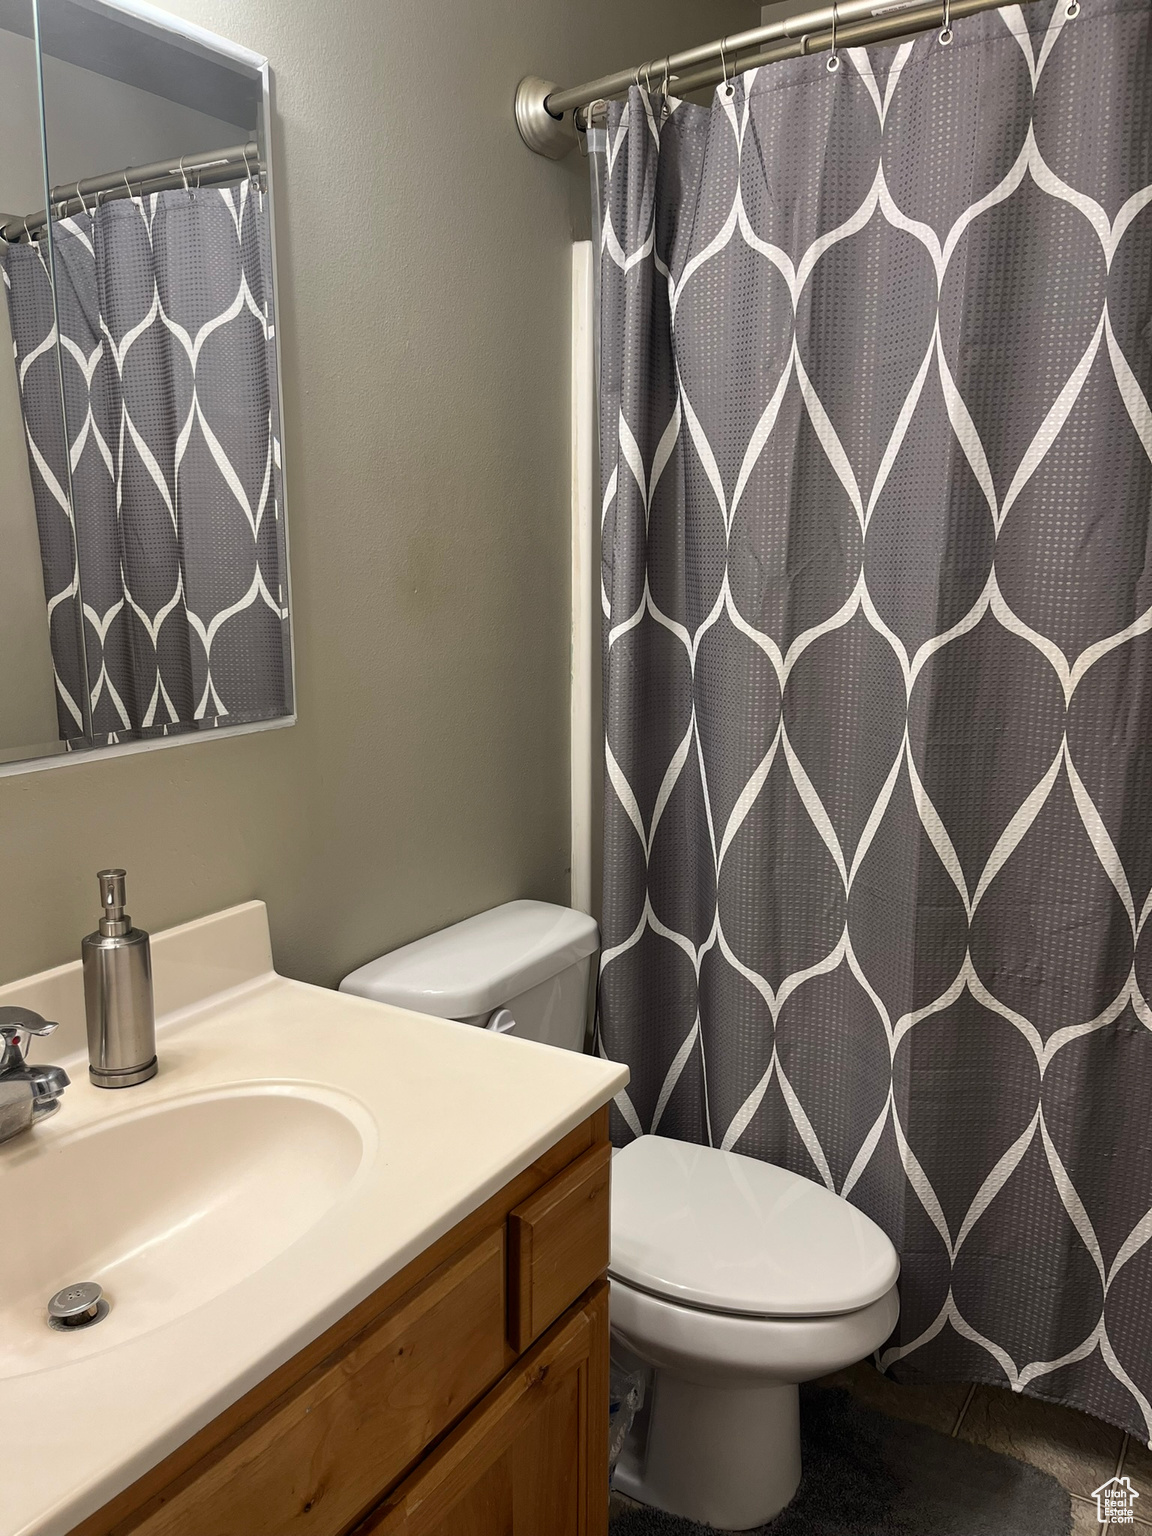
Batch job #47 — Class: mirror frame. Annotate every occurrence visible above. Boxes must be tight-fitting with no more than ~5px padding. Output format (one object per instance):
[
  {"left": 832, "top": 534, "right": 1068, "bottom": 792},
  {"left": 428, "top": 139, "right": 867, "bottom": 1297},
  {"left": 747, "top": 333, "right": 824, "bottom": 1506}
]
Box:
[{"left": 0, "top": 0, "right": 295, "bottom": 779}]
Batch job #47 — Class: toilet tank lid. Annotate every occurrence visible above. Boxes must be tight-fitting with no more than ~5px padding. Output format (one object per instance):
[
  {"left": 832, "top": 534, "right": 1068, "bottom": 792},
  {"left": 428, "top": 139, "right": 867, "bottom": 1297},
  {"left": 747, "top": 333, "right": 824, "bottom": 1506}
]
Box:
[
  {"left": 339, "top": 900, "right": 599, "bottom": 1018},
  {"left": 610, "top": 1137, "right": 899, "bottom": 1317}
]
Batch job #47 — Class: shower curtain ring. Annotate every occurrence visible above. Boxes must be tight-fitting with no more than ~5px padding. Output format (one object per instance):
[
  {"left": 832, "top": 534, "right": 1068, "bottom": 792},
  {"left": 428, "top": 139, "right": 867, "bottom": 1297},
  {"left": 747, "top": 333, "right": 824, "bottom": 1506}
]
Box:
[
  {"left": 720, "top": 38, "right": 735, "bottom": 96},
  {"left": 74, "top": 180, "right": 91, "bottom": 217},
  {"left": 178, "top": 155, "right": 190, "bottom": 191},
  {"left": 827, "top": 3, "right": 842, "bottom": 70},
  {"left": 243, "top": 146, "right": 263, "bottom": 194},
  {"left": 661, "top": 57, "right": 671, "bottom": 119},
  {"left": 122, "top": 170, "right": 134, "bottom": 200},
  {"left": 22, "top": 216, "right": 32, "bottom": 243},
  {"left": 938, "top": 0, "right": 954, "bottom": 46}
]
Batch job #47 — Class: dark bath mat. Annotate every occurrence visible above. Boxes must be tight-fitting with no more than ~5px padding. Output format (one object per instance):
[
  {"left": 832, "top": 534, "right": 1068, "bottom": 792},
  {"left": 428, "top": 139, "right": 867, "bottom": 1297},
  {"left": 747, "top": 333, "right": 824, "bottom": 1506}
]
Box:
[{"left": 609, "top": 1386, "right": 1072, "bottom": 1536}]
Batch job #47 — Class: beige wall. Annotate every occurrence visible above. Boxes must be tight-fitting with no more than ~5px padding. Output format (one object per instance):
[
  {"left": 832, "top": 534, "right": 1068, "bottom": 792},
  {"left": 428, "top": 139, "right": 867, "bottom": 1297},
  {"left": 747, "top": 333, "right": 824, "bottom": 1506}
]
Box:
[
  {"left": 0, "top": 29, "right": 245, "bottom": 212},
  {"left": 38, "top": 51, "right": 246, "bottom": 192},
  {"left": 0, "top": 0, "right": 755, "bottom": 988}
]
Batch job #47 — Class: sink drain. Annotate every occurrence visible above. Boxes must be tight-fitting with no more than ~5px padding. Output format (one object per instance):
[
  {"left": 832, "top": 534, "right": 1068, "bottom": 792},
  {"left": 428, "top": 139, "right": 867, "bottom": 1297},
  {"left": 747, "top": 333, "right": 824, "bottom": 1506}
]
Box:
[{"left": 47, "top": 1281, "right": 108, "bottom": 1331}]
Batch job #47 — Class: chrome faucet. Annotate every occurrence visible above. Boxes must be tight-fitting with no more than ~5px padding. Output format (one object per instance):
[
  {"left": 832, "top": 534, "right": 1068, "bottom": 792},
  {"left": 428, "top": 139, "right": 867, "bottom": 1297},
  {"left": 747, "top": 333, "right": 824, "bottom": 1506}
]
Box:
[{"left": 0, "top": 1007, "right": 70, "bottom": 1145}]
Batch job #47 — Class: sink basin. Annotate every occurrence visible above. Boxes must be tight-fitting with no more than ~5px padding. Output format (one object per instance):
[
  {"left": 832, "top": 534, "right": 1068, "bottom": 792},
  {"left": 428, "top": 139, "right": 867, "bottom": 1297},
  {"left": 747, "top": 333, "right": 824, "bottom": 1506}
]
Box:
[{"left": 0, "top": 1085, "right": 370, "bottom": 1378}]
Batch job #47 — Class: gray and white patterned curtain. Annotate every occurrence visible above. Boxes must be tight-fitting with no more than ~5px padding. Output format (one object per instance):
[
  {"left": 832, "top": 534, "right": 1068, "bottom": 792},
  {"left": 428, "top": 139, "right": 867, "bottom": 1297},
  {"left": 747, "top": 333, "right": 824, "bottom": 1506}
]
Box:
[
  {"left": 3, "top": 182, "right": 290, "bottom": 748},
  {"left": 594, "top": 0, "right": 1152, "bottom": 1441}
]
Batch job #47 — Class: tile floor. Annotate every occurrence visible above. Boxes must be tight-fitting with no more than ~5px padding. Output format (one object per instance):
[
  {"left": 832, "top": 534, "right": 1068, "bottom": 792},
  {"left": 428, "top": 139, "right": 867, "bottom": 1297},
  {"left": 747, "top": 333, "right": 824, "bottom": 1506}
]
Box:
[{"left": 610, "top": 1363, "right": 1147, "bottom": 1533}]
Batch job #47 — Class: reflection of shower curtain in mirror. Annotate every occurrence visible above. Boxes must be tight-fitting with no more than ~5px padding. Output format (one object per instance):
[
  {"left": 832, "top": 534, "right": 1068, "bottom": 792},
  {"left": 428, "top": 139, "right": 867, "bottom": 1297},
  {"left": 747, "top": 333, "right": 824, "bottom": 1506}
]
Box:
[{"left": 2, "top": 182, "right": 291, "bottom": 748}]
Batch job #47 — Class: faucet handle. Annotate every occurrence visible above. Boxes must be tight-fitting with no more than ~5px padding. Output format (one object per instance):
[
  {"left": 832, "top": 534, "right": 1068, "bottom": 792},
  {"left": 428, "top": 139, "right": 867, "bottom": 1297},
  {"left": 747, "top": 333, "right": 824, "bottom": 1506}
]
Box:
[
  {"left": 0, "top": 1007, "right": 58, "bottom": 1071},
  {"left": 0, "top": 1006, "right": 58, "bottom": 1037}
]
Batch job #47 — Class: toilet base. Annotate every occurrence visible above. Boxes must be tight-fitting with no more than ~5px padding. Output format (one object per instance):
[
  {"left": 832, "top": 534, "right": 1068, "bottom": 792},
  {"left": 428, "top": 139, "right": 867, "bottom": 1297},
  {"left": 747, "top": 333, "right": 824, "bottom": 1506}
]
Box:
[{"left": 615, "top": 1369, "right": 802, "bottom": 1531}]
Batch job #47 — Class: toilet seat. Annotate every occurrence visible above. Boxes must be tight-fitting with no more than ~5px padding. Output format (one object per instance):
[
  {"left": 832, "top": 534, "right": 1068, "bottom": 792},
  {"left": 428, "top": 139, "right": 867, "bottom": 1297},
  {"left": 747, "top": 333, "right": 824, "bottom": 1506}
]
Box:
[
  {"left": 610, "top": 1273, "right": 901, "bottom": 1385},
  {"left": 610, "top": 1136, "right": 898, "bottom": 1317}
]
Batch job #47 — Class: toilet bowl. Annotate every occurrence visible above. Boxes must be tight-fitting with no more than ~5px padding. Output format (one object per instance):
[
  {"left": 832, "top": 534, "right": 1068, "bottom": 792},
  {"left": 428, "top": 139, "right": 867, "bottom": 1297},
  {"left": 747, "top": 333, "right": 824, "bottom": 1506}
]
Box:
[
  {"left": 340, "top": 906, "right": 900, "bottom": 1529},
  {"left": 609, "top": 1136, "right": 900, "bottom": 1531}
]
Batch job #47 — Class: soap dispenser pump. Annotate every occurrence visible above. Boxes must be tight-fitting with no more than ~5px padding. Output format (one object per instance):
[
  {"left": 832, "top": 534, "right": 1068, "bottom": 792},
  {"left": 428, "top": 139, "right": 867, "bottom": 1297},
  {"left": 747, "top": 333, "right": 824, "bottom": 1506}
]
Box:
[{"left": 82, "top": 869, "right": 157, "bottom": 1088}]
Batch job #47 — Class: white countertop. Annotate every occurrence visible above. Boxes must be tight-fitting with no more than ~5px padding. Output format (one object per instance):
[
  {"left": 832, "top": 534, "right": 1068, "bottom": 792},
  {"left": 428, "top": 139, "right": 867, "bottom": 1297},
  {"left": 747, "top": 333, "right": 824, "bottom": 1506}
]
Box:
[{"left": 0, "top": 904, "right": 627, "bottom": 1536}]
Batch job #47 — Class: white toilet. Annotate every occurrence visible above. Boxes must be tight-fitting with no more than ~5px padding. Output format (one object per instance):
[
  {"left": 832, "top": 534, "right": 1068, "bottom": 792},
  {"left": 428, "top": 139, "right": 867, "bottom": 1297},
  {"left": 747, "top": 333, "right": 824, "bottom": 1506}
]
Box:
[
  {"left": 609, "top": 1136, "right": 899, "bottom": 1529},
  {"left": 341, "top": 901, "right": 900, "bottom": 1531}
]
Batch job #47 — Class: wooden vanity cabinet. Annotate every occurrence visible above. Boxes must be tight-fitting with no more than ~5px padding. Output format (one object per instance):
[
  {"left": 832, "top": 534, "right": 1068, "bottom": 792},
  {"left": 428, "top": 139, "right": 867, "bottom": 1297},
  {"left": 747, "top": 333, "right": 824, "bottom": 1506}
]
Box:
[
  {"left": 360, "top": 1283, "right": 609, "bottom": 1536},
  {"left": 68, "top": 1110, "right": 612, "bottom": 1536}
]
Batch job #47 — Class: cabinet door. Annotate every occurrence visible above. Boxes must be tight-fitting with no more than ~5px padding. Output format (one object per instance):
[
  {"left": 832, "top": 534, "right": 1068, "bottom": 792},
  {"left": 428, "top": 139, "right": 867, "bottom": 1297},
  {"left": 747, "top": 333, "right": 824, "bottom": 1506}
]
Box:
[{"left": 360, "top": 1282, "right": 609, "bottom": 1536}]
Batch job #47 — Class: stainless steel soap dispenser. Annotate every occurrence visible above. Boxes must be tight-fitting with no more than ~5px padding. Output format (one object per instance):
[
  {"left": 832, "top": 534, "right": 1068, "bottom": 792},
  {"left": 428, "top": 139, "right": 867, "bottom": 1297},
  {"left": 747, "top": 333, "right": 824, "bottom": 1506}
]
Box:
[{"left": 82, "top": 868, "right": 157, "bottom": 1088}]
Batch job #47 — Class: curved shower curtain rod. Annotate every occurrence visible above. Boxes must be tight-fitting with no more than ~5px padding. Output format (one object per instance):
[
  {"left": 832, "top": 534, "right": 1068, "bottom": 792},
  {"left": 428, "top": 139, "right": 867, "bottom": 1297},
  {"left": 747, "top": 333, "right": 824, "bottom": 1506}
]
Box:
[
  {"left": 1, "top": 141, "right": 262, "bottom": 243},
  {"left": 515, "top": 0, "right": 1047, "bottom": 156}
]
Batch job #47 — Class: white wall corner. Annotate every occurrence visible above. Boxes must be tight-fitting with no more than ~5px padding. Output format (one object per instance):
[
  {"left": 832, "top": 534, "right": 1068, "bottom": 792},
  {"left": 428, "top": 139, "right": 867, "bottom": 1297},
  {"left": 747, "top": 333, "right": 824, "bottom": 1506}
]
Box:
[{"left": 570, "top": 242, "right": 595, "bottom": 917}]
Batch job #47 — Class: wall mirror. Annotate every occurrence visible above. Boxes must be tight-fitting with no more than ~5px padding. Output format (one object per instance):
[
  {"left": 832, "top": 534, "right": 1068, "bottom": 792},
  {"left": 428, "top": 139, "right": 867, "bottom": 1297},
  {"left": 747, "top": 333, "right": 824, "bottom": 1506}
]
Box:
[{"left": 0, "top": 0, "right": 292, "bottom": 774}]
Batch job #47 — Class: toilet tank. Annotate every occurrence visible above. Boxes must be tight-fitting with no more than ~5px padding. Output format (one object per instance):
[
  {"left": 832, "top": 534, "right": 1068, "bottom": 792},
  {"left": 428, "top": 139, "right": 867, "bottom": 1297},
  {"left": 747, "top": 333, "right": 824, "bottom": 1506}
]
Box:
[{"left": 338, "top": 900, "right": 599, "bottom": 1053}]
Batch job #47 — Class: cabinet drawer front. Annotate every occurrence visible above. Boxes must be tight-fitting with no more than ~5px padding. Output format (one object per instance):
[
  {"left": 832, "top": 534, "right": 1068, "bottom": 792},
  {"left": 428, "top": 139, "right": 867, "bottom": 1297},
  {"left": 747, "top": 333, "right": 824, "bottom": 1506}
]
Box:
[
  {"left": 507, "top": 1143, "right": 610, "bottom": 1352},
  {"left": 125, "top": 1229, "right": 507, "bottom": 1536}
]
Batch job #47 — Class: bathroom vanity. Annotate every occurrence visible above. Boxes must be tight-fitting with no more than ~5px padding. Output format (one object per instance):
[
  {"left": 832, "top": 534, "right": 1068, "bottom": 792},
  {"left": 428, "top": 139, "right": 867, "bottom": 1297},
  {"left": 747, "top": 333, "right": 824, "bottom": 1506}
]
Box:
[
  {"left": 0, "top": 904, "right": 626, "bottom": 1536},
  {"left": 70, "top": 1116, "right": 612, "bottom": 1536}
]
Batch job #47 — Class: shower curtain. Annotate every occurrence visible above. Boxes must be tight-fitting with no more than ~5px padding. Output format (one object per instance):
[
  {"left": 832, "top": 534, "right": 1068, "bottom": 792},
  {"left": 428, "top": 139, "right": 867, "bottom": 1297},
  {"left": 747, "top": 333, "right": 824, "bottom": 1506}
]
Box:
[
  {"left": 3, "top": 181, "right": 290, "bottom": 748},
  {"left": 593, "top": 0, "right": 1152, "bottom": 1440}
]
